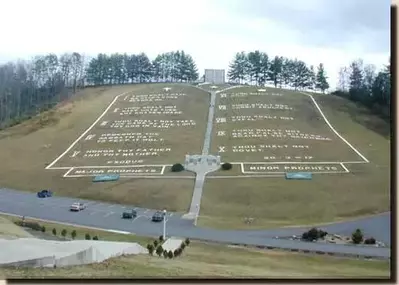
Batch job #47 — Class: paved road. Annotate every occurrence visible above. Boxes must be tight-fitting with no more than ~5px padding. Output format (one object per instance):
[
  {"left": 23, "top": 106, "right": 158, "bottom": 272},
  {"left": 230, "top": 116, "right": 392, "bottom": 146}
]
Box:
[{"left": 0, "top": 188, "right": 391, "bottom": 259}]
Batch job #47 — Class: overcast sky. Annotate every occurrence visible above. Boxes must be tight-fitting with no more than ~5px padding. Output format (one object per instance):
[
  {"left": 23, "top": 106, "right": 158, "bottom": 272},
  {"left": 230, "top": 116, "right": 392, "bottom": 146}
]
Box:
[{"left": 0, "top": 0, "right": 390, "bottom": 89}]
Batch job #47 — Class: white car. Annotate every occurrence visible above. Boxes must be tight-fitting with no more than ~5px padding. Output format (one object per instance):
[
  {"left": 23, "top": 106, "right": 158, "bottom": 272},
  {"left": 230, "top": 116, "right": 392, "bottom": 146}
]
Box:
[{"left": 70, "top": 202, "right": 86, "bottom": 211}]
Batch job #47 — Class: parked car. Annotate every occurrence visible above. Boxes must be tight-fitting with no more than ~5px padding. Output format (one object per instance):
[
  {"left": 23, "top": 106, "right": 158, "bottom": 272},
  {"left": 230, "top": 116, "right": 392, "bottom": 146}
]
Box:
[
  {"left": 70, "top": 202, "right": 86, "bottom": 212},
  {"left": 37, "top": 189, "right": 53, "bottom": 198},
  {"left": 122, "top": 209, "right": 137, "bottom": 219},
  {"left": 151, "top": 211, "right": 165, "bottom": 222}
]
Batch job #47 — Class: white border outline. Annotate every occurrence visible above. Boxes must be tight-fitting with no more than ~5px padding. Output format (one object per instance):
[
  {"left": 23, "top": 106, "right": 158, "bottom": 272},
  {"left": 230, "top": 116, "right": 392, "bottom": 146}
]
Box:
[
  {"left": 300, "top": 92, "right": 369, "bottom": 163},
  {"left": 46, "top": 92, "right": 129, "bottom": 169}
]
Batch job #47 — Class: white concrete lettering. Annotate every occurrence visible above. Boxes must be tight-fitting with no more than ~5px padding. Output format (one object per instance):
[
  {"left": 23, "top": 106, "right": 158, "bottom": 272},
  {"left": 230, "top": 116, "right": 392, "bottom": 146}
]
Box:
[
  {"left": 231, "top": 115, "right": 294, "bottom": 122},
  {"left": 229, "top": 129, "right": 331, "bottom": 140},
  {"left": 127, "top": 93, "right": 186, "bottom": 102},
  {"left": 218, "top": 105, "right": 227, "bottom": 110},
  {"left": 232, "top": 103, "right": 292, "bottom": 110},
  {"left": 220, "top": 94, "right": 227, "bottom": 98},
  {"left": 231, "top": 144, "right": 309, "bottom": 153},
  {"left": 70, "top": 151, "right": 81, "bottom": 158},
  {"left": 106, "top": 160, "right": 144, "bottom": 165},
  {"left": 119, "top": 105, "right": 182, "bottom": 116},
  {"left": 85, "top": 134, "right": 96, "bottom": 141},
  {"left": 110, "top": 119, "right": 196, "bottom": 129},
  {"left": 100, "top": 121, "right": 109, "bottom": 126},
  {"left": 97, "top": 132, "right": 164, "bottom": 143},
  {"left": 216, "top": 117, "right": 226, "bottom": 123},
  {"left": 114, "top": 108, "right": 120, "bottom": 113},
  {"left": 218, "top": 146, "right": 226, "bottom": 153},
  {"left": 248, "top": 165, "right": 339, "bottom": 171},
  {"left": 217, "top": 131, "right": 226, "bottom": 136},
  {"left": 83, "top": 148, "right": 172, "bottom": 158}
]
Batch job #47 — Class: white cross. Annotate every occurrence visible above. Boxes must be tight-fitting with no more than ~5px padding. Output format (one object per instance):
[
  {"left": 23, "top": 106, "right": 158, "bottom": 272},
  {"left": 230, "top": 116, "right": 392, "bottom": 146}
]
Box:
[
  {"left": 218, "top": 146, "right": 226, "bottom": 153},
  {"left": 163, "top": 87, "right": 171, "bottom": 91}
]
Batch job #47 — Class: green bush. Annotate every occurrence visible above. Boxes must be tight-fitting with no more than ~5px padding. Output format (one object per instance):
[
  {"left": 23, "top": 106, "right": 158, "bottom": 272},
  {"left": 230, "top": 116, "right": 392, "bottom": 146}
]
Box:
[
  {"left": 163, "top": 250, "right": 168, "bottom": 258},
  {"left": 171, "top": 163, "right": 184, "bottom": 172},
  {"left": 153, "top": 240, "right": 159, "bottom": 247},
  {"left": 173, "top": 249, "right": 179, "bottom": 257},
  {"left": 85, "top": 233, "right": 91, "bottom": 240},
  {"left": 168, "top": 250, "right": 174, "bottom": 259},
  {"left": 147, "top": 244, "right": 155, "bottom": 255},
  {"left": 301, "top": 228, "right": 327, "bottom": 241},
  {"left": 41, "top": 226, "right": 46, "bottom": 233},
  {"left": 16, "top": 221, "right": 42, "bottom": 231},
  {"left": 71, "top": 230, "right": 77, "bottom": 240},
  {"left": 352, "top": 229, "right": 364, "bottom": 244},
  {"left": 185, "top": 238, "right": 190, "bottom": 246},
  {"left": 364, "top": 237, "right": 376, "bottom": 245},
  {"left": 159, "top": 235, "right": 164, "bottom": 242},
  {"left": 180, "top": 242, "right": 186, "bottom": 250},
  {"left": 93, "top": 236, "right": 99, "bottom": 240},
  {"left": 156, "top": 245, "right": 163, "bottom": 257},
  {"left": 52, "top": 228, "right": 57, "bottom": 236},
  {"left": 61, "top": 229, "right": 67, "bottom": 238},
  {"left": 221, "top": 162, "right": 233, "bottom": 170}
]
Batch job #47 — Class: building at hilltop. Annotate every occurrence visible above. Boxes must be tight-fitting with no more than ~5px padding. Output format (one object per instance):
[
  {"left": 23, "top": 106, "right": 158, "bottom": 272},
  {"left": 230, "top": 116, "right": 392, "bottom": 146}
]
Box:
[{"left": 204, "top": 69, "right": 225, "bottom": 84}]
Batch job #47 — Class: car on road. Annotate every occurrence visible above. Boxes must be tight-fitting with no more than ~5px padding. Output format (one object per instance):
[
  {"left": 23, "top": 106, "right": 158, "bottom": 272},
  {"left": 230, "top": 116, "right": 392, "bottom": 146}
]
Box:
[
  {"left": 37, "top": 189, "right": 53, "bottom": 198},
  {"left": 122, "top": 209, "right": 137, "bottom": 219},
  {"left": 70, "top": 202, "right": 86, "bottom": 212},
  {"left": 151, "top": 211, "right": 165, "bottom": 222}
]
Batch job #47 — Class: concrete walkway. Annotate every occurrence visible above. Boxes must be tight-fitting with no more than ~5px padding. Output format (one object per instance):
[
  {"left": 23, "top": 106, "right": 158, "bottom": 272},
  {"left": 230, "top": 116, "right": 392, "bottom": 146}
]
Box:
[{"left": 162, "top": 238, "right": 184, "bottom": 252}]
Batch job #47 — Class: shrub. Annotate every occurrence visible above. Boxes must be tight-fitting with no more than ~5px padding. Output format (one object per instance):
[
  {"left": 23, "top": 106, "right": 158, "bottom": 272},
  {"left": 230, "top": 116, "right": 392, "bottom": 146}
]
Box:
[
  {"left": 61, "top": 229, "right": 67, "bottom": 238},
  {"left": 41, "top": 226, "right": 46, "bottom": 233},
  {"left": 163, "top": 250, "right": 168, "bottom": 258},
  {"left": 171, "top": 163, "right": 184, "bottom": 172},
  {"left": 93, "top": 236, "right": 99, "bottom": 240},
  {"left": 71, "top": 230, "right": 77, "bottom": 240},
  {"left": 147, "top": 244, "right": 155, "bottom": 255},
  {"left": 153, "top": 240, "right": 159, "bottom": 247},
  {"left": 173, "top": 249, "right": 179, "bottom": 257},
  {"left": 185, "top": 238, "right": 190, "bottom": 246},
  {"left": 159, "top": 235, "right": 164, "bottom": 242},
  {"left": 352, "top": 229, "right": 364, "bottom": 244},
  {"left": 302, "top": 228, "right": 326, "bottom": 241},
  {"left": 18, "top": 221, "right": 42, "bottom": 231},
  {"left": 168, "top": 250, "right": 174, "bottom": 259},
  {"left": 364, "top": 237, "right": 376, "bottom": 245},
  {"left": 221, "top": 162, "right": 232, "bottom": 170},
  {"left": 85, "top": 233, "right": 91, "bottom": 240},
  {"left": 52, "top": 228, "right": 57, "bottom": 236},
  {"left": 180, "top": 242, "right": 186, "bottom": 250},
  {"left": 156, "top": 245, "right": 163, "bottom": 257},
  {"left": 318, "top": 230, "right": 328, "bottom": 238}
]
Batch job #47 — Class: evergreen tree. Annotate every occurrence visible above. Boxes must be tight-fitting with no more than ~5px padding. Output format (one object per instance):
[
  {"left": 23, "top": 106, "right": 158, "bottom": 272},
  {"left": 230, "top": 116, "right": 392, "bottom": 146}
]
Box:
[{"left": 315, "top": 63, "right": 329, "bottom": 93}]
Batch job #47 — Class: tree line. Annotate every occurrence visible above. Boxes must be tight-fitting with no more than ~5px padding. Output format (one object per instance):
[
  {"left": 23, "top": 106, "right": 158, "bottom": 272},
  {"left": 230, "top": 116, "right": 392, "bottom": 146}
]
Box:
[
  {"left": 227, "top": 51, "right": 330, "bottom": 92},
  {"left": 334, "top": 59, "right": 390, "bottom": 119},
  {"left": 0, "top": 49, "right": 390, "bottom": 129},
  {"left": 0, "top": 51, "right": 199, "bottom": 128}
]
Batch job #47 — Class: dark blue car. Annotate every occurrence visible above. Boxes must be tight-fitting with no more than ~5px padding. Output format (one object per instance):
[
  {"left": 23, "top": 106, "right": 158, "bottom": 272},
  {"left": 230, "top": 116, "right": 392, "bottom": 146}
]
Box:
[{"left": 37, "top": 189, "right": 53, "bottom": 198}]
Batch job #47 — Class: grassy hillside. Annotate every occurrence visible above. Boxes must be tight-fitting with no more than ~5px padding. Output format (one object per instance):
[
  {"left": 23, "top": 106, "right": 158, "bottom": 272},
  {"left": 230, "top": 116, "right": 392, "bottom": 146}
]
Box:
[{"left": 199, "top": 86, "right": 390, "bottom": 229}]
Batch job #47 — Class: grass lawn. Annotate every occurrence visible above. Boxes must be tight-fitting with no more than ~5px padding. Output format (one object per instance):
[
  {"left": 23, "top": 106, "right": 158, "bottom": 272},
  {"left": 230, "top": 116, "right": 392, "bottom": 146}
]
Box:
[
  {"left": 0, "top": 83, "right": 207, "bottom": 212},
  {"left": 199, "top": 86, "right": 390, "bottom": 229},
  {"left": 0, "top": 216, "right": 390, "bottom": 278}
]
